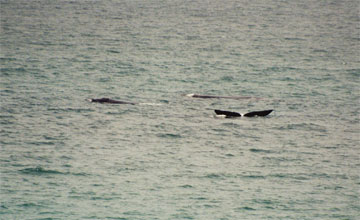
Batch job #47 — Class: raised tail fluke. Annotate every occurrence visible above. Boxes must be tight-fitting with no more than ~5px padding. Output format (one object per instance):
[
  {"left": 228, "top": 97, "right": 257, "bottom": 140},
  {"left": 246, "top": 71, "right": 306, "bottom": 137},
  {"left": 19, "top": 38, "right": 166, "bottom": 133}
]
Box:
[
  {"left": 215, "top": 109, "right": 273, "bottom": 118},
  {"left": 243, "top": 109, "right": 273, "bottom": 117},
  {"left": 214, "top": 110, "right": 242, "bottom": 118}
]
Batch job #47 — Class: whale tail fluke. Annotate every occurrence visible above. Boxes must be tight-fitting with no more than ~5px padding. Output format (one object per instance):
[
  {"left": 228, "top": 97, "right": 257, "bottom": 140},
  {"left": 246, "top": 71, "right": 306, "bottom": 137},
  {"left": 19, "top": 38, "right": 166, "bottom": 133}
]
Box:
[
  {"left": 214, "top": 109, "right": 273, "bottom": 118},
  {"left": 243, "top": 109, "right": 273, "bottom": 117},
  {"left": 214, "top": 110, "right": 242, "bottom": 118}
]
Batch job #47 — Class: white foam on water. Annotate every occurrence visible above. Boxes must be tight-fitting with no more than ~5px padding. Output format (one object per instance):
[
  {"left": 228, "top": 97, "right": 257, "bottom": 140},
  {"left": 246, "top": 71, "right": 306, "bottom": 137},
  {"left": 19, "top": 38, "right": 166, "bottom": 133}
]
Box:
[{"left": 138, "top": 103, "right": 163, "bottom": 106}]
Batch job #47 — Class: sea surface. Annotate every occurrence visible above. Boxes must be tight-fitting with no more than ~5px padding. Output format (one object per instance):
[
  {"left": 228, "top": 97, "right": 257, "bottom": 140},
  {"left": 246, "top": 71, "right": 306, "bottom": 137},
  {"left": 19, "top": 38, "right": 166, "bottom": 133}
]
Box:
[{"left": 1, "top": 0, "right": 359, "bottom": 219}]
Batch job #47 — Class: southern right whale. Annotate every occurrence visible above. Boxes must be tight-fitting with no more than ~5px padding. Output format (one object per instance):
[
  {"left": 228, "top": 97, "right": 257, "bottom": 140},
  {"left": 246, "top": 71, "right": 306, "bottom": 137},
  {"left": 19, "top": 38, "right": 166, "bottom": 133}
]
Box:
[
  {"left": 88, "top": 98, "right": 136, "bottom": 105},
  {"left": 186, "top": 94, "right": 254, "bottom": 100},
  {"left": 215, "top": 109, "right": 273, "bottom": 118}
]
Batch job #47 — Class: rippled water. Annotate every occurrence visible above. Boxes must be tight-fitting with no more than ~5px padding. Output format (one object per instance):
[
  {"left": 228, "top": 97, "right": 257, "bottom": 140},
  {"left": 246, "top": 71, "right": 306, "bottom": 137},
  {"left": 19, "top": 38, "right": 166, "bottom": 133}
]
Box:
[{"left": 1, "top": 0, "right": 359, "bottom": 219}]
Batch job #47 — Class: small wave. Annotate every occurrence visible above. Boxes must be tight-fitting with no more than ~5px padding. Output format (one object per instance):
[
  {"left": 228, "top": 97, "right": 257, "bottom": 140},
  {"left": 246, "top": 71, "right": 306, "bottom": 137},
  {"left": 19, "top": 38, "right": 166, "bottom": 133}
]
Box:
[
  {"left": 157, "top": 133, "right": 182, "bottom": 139},
  {"left": 0, "top": 57, "right": 16, "bottom": 61},
  {"left": 107, "top": 49, "right": 120, "bottom": 54},
  {"left": 0, "top": 67, "right": 26, "bottom": 72},
  {"left": 72, "top": 172, "right": 90, "bottom": 176},
  {"left": 26, "top": 141, "right": 55, "bottom": 146},
  {"left": 138, "top": 103, "right": 163, "bottom": 106},
  {"left": 205, "top": 173, "right": 223, "bottom": 179},
  {"left": 277, "top": 123, "right": 327, "bottom": 132},
  {"left": 284, "top": 37, "right": 305, "bottom": 41},
  {"left": 253, "top": 199, "right": 275, "bottom": 205},
  {"left": 346, "top": 68, "right": 360, "bottom": 77},
  {"left": 47, "top": 107, "right": 94, "bottom": 113},
  {"left": 236, "top": 206, "right": 256, "bottom": 211},
  {"left": 221, "top": 122, "right": 242, "bottom": 128},
  {"left": 241, "top": 174, "right": 266, "bottom": 179},
  {"left": 269, "top": 173, "right": 310, "bottom": 180}
]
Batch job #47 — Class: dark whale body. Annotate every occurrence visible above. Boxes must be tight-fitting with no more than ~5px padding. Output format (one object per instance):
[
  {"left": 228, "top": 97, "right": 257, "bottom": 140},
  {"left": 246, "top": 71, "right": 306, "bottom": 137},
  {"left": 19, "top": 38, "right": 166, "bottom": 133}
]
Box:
[
  {"left": 215, "top": 109, "right": 273, "bottom": 118},
  {"left": 186, "top": 94, "right": 253, "bottom": 100},
  {"left": 89, "top": 98, "right": 136, "bottom": 105}
]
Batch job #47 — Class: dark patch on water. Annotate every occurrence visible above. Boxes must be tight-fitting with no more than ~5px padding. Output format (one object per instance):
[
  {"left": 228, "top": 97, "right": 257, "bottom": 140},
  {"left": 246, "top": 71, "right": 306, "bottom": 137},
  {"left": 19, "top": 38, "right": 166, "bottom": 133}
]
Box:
[
  {"left": 220, "top": 75, "right": 235, "bottom": 82},
  {"left": 249, "top": 148, "right": 275, "bottom": 154},
  {"left": 26, "top": 141, "right": 56, "bottom": 146},
  {"left": 19, "top": 167, "right": 89, "bottom": 177},
  {"left": 107, "top": 49, "right": 121, "bottom": 54},
  {"left": 180, "top": 184, "right": 193, "bottom": 188},
  {"left": 0, "top": 204, "right": 9, "bottom": 210},
  {"left": 19, "top": 167, "right": 64, "bottom": 175}
]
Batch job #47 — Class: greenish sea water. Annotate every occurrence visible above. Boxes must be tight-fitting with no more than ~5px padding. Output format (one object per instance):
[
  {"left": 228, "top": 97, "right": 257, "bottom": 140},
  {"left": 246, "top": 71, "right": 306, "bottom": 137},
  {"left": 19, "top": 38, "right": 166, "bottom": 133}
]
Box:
[{"left": 1, "top": 0, "right": 359, "bottom": 219}]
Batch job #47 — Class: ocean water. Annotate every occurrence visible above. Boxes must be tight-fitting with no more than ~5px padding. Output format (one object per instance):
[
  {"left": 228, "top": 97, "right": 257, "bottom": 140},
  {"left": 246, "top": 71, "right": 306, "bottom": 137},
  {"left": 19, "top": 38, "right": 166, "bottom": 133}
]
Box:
[{"left": 1, "top": 0, "right": 359, "bottom": 219}]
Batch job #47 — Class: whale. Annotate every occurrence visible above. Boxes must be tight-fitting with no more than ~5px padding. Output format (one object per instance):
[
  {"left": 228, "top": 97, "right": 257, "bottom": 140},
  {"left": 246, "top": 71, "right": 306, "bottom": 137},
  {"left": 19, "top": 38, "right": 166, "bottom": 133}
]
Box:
[
  {"left": 215, "top": 109, "right": 273, "bottom": 118},
  {"left": 88, "top": 98, "right": 136, "bottom": 105},
  {"left": 186, "top": 94, "right": 254, "bottom": 100}
]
